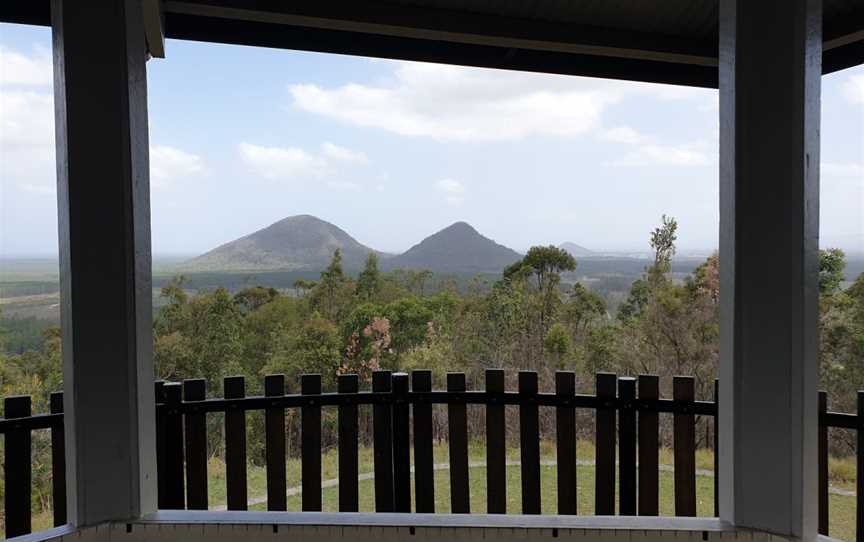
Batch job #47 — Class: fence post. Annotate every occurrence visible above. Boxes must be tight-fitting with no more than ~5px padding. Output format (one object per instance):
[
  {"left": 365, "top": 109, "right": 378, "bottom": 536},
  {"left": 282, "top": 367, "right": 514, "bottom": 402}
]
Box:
[
  {"left": 338, "top": 374, "right": 360, "bottom": 512},
  {"left": 595, "top": 373, "right": 617, "bottom": 515},
  {"left": 819, "top": 390, "right": 829, "bottom": 534},
  {"left": 50, "top": 392, "right": 67, "bottom": 526},
  {"left": 555, "top": 371, "right": 577, "bottom": 515},
  {"left": 183, "top": 379, "right": 208, "bottom": 511},
  {"left": 412, "top": 370, "right": 435, "bottom": 513},
  {"left": 618, "top": 377, "right": 637, "bottom": 516},
  {"left": 519, "top": 371, "right": 541, "bottom": 514},
  {"left": 857, "top": 390, "right": 863, "bottom": 542},
  {"left": 163, "top": 383, "right": 185, "bottom": 510},
  {"left": 4, "top": 395, "right": 32, "bottom": 537},
  {"left": 224, "top": 376, "right": 247, "bottom": 510},
  {"left": 392, "top": 373, "right": 412, "bottom": 512},
  {"left": 154, "top": 381, "right": 167, "bottom": 509},
  {"left": 638, "top": 375, "right": 659, "bottom": 516},
  {"left": 301, "top": 374, "right": 322, "bottom": 512},
  {"left": 673, "top": 376, "right": 696, "bottom": 517},
  {"left": 486, "top": 368, "right": 507, "bottom": 514},
  {"left": 372, "top": 370, "right": 394, "bottom": 512},
  {"left": 264, "top": 374, "right": 286, "bottom": 511},
  {"left": 714, "top": 378, "right": 720, "bottom": 518},
  {"left": 448, "top": 372, "right": 470, "bottom": 513}
]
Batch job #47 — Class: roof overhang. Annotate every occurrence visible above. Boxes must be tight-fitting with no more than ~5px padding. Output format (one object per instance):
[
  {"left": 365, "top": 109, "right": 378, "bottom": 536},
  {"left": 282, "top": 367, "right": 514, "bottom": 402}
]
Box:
[{"left": 2, "top": 0, "right": 863, "bottom": 88}]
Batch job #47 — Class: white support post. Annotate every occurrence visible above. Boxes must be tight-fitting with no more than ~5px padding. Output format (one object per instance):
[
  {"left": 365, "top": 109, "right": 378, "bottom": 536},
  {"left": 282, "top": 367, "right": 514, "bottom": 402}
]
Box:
[
  {"left": 719, "top": 0, "right": 822, "bottom": 539},
  {"left": 52, "top": 0, "right": 157, "bottom": 526}
]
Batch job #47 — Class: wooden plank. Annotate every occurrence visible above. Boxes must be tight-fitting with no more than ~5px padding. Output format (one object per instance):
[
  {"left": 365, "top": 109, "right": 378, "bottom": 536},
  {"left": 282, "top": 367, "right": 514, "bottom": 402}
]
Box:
[
  {"left": 183, "top": 379, "right": 208, "bottom": 510},
  {"left": 618, "top": 376, "right": 637, "bottom": 516},
  {"left": 673, "top": 376, "right": 696, "bottom": 517},
  {"left": 448, "top": 372, "right": 470, "bottom": 514},
  {"left": 392, "top": 373, "right": 412, "bottom": 512},
  {"left": 858, "top": 391, "right": 863, "bottom": 542},
  {"left": 301, "top": 374, "right": 322, "bottom": 512},
  {"left": 163, "top": 382, "right": 185, "bottom": 510},
  {"left": 819, "top": 390, "right": 829, "bottom": 534},
  {"left": 224, "top": 376, "right": 247, "bottom": 511},
  {"left": 372, "top": 370, "right": 394, "bottom": 512},
  {"left": 485, "top": 368, "right": 506, "bottom": 514},
  {"left": 4, "top": 395, "right": 32, "bottom": 537},
  {"left": 713, "top": 379, "right": 719, "bottom": 518},
  {"left": 265, "top": 374, "right": 286, "bottom": 511},
  {"left": 595, "top": 373, "right": 617, "bottom": 515},
  {"left": 154, "top": 380, "right": 168, "bottom": 509},
  {"left": 49, "top": 392, "right": 66, "bottom": 526},
  {"left": 519, "top": 371, "right": 541, "bottom": 515},
  {"left": 638, "top": 375, "right": 659, "bottom": 516},
  {"left": 412, "top": 370, "right": 435, "bottom": 513},
  {"left": 338, "top": 374, "right": 359, "bottom": 512},
  {"left": 555, "top": 371, "right": 577, "bottom": 515}
]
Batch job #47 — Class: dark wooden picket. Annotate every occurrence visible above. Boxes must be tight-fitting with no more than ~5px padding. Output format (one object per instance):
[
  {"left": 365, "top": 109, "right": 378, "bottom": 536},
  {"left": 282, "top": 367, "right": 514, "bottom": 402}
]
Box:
[
  {"left": 264, "top": 374, "right": 286, "bottom": 511},
  {"left": 638, "top": 374, "right": 659, "bottom": 516},
  {"left": 555, "top": 371, "right": 577, "bottom": 515},
  {"left": 485, "top": 368, "right": 507, "bottom": 514},
  {"left": 5, "top": 395, "right": 32, "bottom": 538},
  {"left": 595, "top": 372, "right": 616, "bottom": 515},
  {"left": 301, "top": 374, "right": 322, "bottom": 512},
  {"left": 372, "top": 370, "right": 394, "bottom": 512},
  {"left": 618, "top": 377, "right": 637, "bottom": 516},
  {"left": 448, "top": 372, "right": 470, "bottom": 514},
  {"left": 412, "top": 370, "right": 435, "bottom": 513},
  {"left": 858, "top": 391, "right": 863, "bottom": 542},
  {"left": 519, "top": 371, "right": 541, "bottom": 515},
  {"left": 819, "top": 390, "right": 829, "bottom": 534},
  {"left": 49, "top": 391, "right": 66, "bottom": 526},
  {"left": 338, "top": 374, "right": 360, "bottom": 512},
  {"left": 673, "top": 376, "right": 696, "bottom": 517},
  {"left": 184, "top": 379, "right": 208, "bottom": 510},
  {"left": 392, "top": 372, "right": 412, "bottom": 512},
  {"left": 163, "top": 382, "right": 185, "bottom": 510},
  {"left": 224, "top": 376, "right": 247, "bottom": 511}
]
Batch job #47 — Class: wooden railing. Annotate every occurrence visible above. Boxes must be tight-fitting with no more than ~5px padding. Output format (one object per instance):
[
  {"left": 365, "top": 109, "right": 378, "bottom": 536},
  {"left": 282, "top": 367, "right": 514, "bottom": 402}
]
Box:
[{"left": 1, "top": 370, "right": 862, "bottom": 539}]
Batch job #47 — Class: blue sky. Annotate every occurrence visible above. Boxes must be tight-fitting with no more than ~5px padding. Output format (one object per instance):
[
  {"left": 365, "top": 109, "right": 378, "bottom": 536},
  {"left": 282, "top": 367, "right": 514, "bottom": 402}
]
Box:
[{"left": 1, "top": 23, "right": 862, "bottom": 257}]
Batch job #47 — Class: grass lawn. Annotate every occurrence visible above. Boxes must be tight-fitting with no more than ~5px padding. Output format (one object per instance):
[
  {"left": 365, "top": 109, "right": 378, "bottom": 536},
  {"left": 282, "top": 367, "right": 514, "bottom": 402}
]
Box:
[{"left": 25, "top": 441, "right": 859, "bottom": 541}]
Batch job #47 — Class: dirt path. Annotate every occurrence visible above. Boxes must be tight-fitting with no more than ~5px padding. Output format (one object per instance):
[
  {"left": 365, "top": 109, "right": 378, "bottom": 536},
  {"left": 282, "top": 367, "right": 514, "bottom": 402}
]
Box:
[{"left": 211, "top": 459, "right": 857, "bottom": 510}]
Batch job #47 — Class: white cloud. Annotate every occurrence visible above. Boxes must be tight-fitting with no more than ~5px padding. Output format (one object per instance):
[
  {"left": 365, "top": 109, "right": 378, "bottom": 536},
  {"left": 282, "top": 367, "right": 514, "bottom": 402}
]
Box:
[
  {"left": 289, "top": 62, "right": 626, "bottom": 142},
  {"left": 150, "top": 145, "right": 206, "bottom": 189},
  {"left": 823, "top": 161, "right": 864, "bottom": 179},
  {"left": 601, "top": 126, "right": 645, "bottom": 145},
  {"left": 843, "top": 75, "right": 864, "bottom": 105},
  {"left": 601, "top": 124, "right": 714, "bottom": 168},
  {"left": 613, "top": 143, "right": 712, "bottom": 167},
  {"left": 436, "top": 178, "right": 466, "bottom": 207},
  {"left": 321, "top": 142, "right": 369, "bottom": 164},
  {"left": 0, "top": 46, "right": 52, "bottom": 87},
  {"left": 238, "top": 141, "right": 371, "bottom": 186},
  {"left": 238, "top": 142, "right": 327, "bottom": 180}
]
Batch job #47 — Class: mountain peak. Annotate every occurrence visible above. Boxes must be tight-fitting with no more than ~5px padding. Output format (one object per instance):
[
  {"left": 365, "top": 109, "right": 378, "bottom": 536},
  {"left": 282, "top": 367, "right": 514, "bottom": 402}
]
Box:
[
  {"left": 559, "top": 242, "right": 595, "bottom": 258},
  {"left": 383, "top": 222, "right": 521, "bottom": 274},
  {"left": 181, "top": 214, "right": 376, "bottom": 272}
]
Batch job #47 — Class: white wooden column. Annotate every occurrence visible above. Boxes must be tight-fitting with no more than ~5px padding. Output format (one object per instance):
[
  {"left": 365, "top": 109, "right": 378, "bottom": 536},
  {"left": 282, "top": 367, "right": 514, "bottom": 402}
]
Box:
[
  {"left": 52, "top": 0, "right": 157, "bottom": 526},
  {"left": 718, "top": 0, "right": 821, "bottom": 539}
]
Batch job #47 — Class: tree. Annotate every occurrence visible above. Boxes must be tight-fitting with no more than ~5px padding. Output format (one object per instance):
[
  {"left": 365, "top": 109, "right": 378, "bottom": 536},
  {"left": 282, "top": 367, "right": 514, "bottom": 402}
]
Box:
[
  {"left": 233, "top": 286, "right": 278, "bottom": 313},
  {"left": 310, "top": 249, "right": 355, "bottom": 321},
  {"left": 648, "top": 215, "right": 678, "bottom": 282},
  {"left": 356, "top": 252, "right": 382, "bottom": 301},
  {"left": 820, "top": 248, "right": 846, "bottom": 296}
]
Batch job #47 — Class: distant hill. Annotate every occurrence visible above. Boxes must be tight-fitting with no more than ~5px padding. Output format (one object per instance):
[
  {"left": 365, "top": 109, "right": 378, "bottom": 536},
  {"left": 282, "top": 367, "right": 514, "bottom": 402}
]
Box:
[
  {"left": 180, "top": 215, "right": 377, "bottom": 272},
  {"left": 383, "top": 222, "right": 522, "bottom": 274},
  {"left": 559, "top": 242, "right": 595, "bottom": 258}
]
